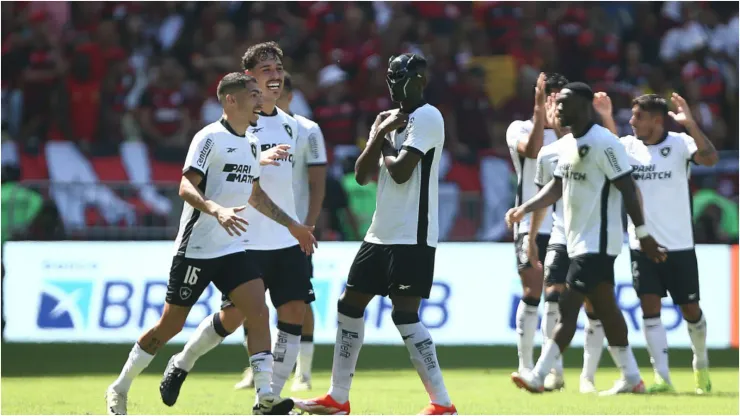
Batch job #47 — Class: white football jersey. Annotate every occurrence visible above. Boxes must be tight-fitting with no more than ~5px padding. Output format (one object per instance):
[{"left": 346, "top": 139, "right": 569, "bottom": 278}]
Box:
[
  {"left": 535, "top": 139, "right": 566, "bottom": 246},
  {"left": 292, "top": 114, "right": 328, "bottom": 224},
  {"left": 174, "top": 119, "right": 261, "bottom": 259},
  {"left": 506, "top": 120, "right": 557, "bottom": 237},
  {"left": 554, "top": 124, "right": 633, "bottom": 257},
  {"left": 620, "top": 132, "right": 698, "bottom": 251},
  {"left": 365, "top": 104, "right": 445, "bottom": 247},
  {"left": 244, "top": 108, "right": 301, "bottom": 250}
]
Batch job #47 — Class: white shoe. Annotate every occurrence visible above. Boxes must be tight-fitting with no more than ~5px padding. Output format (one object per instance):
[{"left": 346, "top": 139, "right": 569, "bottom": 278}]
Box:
[
  {"left": 579, "top": 377, "right": 597, "bottom": 394},
  {"left": 598, "top": 378, "right": 646, "bottom": 396},
  {"left": 511, "top": 369, "right": 544, "bottom": 393},
  {"left": 291, "top": 375, "right": 312, "bottom": 392},
  {"left": 544, "top": 372, "right": 565, "bottom": 391},
  {"left": 252, "top": 393, "right": 295, "bottom": 415},
  {"left": 105, "top": 388, "right": 127, "bottom": 415},
  {"left": 235, "top": 367, "right": 255, "bottom": 390}
]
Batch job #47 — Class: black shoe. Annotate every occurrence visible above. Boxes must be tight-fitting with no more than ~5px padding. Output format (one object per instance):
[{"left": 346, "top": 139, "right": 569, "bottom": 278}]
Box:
[
  {"left": 160, "top": 356, "right": 189, "bottom": 406},
  {"left": 252, "top": 396, "right": 295, "bottom": 415}
]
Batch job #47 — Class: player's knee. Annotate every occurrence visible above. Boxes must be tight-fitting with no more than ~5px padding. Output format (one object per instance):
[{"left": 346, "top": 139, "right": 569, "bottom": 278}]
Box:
[
  {"left": 277, "top": 300, "right": 306, "bottom": 325},
  {"left": 391, "top": 309, "right": 420, "bottom": 325},
  {"left": 639, "top": 296, "right": 662, "bottom": 317},
  {"left": 219, "top": 307, "right": 246, "bottom": 332},
  {"left": 545, "top": 291, "right": 560, "bottom": 303},
  {"left": 680, "top": 303, "right": 702, "bottom": 322},
  {"left": 337, "top": 299, "right": 365, "bottom": 319}
]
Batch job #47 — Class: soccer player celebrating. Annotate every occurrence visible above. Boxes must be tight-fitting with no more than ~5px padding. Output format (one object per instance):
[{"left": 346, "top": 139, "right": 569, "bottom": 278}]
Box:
[
  {"left": 527, "top": 91, "right": 614, "bottom": 393},
  {"left": 506, "top": 82, "right": 666, "bottom": 395},
  {"left": 105, "top": 72, "right": 316, "bottom": 415},
  {"left": 235, "top": 71, "right": 328, "bottom": 392},
  {"left": 603, "top": 93, "right": 717, "bottom": 394},
  {"left": 158, "top": 42, "right": 317, "bottom": 407},
  {"left": 506, "top": 72, "right": 569, "bottom": 377},
  {"left": 295, "top": 54, "right": 457, "bottom": 415}
]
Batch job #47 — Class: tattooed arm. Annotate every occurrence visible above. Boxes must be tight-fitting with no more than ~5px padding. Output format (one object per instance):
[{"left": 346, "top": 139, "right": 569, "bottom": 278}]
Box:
[
  {"left": 248, "top": 179, "right": 297, "bottom": 227},
  {"left": 249, "top": 179, "right": 318, "bottom": 254}
]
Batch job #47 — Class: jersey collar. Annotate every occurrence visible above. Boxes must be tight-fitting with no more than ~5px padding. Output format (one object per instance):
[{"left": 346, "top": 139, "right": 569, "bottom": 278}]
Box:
[
  {"left": 572, "top": 122, "right": 596, "bottom": 139},
  {"left": 646, "top": 130, "right": 669, "bottom": 146},
  {"left": 220, "top": 118, "right": 245, "bottom": 137},
  {"left": 259, "top": 108, "right": 278, "bottom": 117}
]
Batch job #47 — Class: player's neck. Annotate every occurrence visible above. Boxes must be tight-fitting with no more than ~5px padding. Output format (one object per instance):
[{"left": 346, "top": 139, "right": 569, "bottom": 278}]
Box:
[
  {"left": 644, "top": 127, "right": 667, "bottom": 146},
  {"left": 221, "top": 113, "right": 249, "bottom": 136},
  {"left": 260, "top": 100, "right": 278, "bottom": 116},
  {"left": 400, "top": 97, "right": 426, "bottom": 113},
  {"left": 570, "top": 120, "right": 595, "bottom": 138},
  {"left": 276, "top": 101, "right": 292, "bottom": 116}
]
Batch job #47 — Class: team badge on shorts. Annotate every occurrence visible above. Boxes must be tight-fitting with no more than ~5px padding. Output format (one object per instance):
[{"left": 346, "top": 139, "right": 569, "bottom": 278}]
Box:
[
  {"left": 180, "top": 287, "right": 192, "bottom": 300},
  {"left": 660, "top": 146, "right": 671, "bottom": 157}
]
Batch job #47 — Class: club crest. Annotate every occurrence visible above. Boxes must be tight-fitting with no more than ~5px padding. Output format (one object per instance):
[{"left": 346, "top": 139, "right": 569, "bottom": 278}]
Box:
[
  {"left": 283, "top": 124, "right": 293, "bottom": 139},
  {"left": 578, "top": 145, "right": 590, "bottom": 158},
  {"left": 179, "top": 287, "right": 192, "bottom": 300},
  {"left": 660, "top": 147, "right": 671, "bottom": 157},
  {"left": 251, "top": 143, "right": 258, "bottom": 159}
]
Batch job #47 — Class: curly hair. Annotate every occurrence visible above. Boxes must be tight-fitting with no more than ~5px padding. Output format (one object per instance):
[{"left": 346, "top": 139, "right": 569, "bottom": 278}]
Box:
[{"left": 241, "top": 41, "right": 284, "bottom": 71}]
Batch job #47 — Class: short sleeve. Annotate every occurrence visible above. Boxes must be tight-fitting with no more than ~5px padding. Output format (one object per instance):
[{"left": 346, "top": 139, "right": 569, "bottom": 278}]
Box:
[
  {"left": 679, "top": 132, "right": 698, "bottom": 163},
  {"left": 553, "top": 157, "right": 565, "bottom": 179},
  {"left": 535, "top": 150, "right": 553, "bottom": 187},
  {"left": 506, "top": 120, "right": 530, "bottom": 152},
  {"left": 401, "top": 107, "right": 444, "bottom": 156},
  {"left": 182, "top": 132, "right": 215, "bottom": 178},
  {"left": 598, "top": 139, "right": 634, "bottom": 181},
  {"left": 306, "top": 124, "right": 328, "bottom": 166}
]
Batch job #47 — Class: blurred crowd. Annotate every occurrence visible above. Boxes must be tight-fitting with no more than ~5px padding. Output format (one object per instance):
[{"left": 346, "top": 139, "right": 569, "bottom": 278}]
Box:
[{"left": 1, "top": 1, "right": 738, "bottom": 244}]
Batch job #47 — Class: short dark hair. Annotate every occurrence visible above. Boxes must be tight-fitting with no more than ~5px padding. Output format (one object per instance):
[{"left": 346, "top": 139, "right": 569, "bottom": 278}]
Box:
[
  {"left": 631, "top": 94, "right": 668, "bottom": 117},
  {"left": 241, "top": 41, "right": 284, "bottom": 71},
  {"left": 544, "top": 72, "right": 569, "bottom": 95},
  {"left": 217, "top": 72, "right": 256, "bottom": 103},
  {"left": 283, "top": 71, "right": 293, "bottom": 92},
  {"left": 563, "top": 82, "right": 594, "bottom": 101}
]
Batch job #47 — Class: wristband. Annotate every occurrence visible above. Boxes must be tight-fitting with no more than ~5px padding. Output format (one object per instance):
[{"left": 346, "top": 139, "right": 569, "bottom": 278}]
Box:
[{"left": 635, "top": 225, "right": 650, "bottom": 239}]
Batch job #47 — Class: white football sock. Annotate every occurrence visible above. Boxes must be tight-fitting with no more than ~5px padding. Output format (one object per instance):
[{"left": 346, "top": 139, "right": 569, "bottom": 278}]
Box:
[
  {"left": 515, "top": 300, "right": 539, "bottom": 371},
  {"left": 250, "top": 351, "right": 274, "bottom": 398},
  {"left": 643, "top": 316, "right": 671, "bottom": 383},
  {"left": 542, "top": 301, "right": 563, "bottom": 376},
  {"left": 581, "top": 318, "right": 604, "bottom": 381},
  {"left": 327, "top": 313, "right": 364, "bottom": 404},
  {"left": 607, "top": 345, "right": 641, "bottom": 385},
  {"left": 687, "top": 313, "right": 708, "bottom": 370},
  {"left": 174, "top": 314, "right": 225, "bottom": 372},
  {"left": 295, "top": 340, "right": 315, "bottom": 379},
  {"left": 397, "top": 322, "right": 452, "bottom": 407},
  {"left": 110, "top": 343, "right": 155, "bottom": 394},
  {"left": 270, "top": 329, "right": 301, "bottom": 395},
  {"left": 533, "top": 339, "right": 561, "bottom": 381}
]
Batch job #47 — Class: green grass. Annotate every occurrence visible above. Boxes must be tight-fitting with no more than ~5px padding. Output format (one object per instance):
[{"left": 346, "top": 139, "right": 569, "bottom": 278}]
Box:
[{"left": 2, "top": 344, "right": 738, "bottom": 415}]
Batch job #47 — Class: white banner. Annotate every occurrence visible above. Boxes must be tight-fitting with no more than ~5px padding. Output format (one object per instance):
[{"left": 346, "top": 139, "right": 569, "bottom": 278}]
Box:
[{"left": 2, "top": 242, "right": 732, "bottom": 347}]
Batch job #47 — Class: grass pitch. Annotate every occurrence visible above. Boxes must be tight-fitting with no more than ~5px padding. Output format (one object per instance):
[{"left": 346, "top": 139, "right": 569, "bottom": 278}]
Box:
[{"left": 2, "top": 343, "right": 737, "bottom": 415}]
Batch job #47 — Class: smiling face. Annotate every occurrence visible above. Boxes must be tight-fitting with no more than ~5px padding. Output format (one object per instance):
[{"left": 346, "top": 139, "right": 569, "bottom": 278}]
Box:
[{"left": 250, "top": 57, "right": 284, "bottom": 102}]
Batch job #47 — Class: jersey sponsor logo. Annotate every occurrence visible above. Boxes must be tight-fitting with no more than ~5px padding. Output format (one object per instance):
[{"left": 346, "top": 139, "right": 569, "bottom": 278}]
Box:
[
  {"left": 37, "top": 280, "right": 93, "bottom": 329},
  {"left": 251, "top": 127, "right": 264, "bottom": 133},
  {"left": 261, "top": 143, "right": 295, "bottom": 166},
  {"left": 223, "top": 164, "right": 257, "bottom": 183},
  {"left": 604, "top": 147, "right": 623, "bottom": 173},
  {"left": 578, "top": 145, "right": 590, "bottom": 158},
  {"left": 197, "top": 138, "right": 214, "bottom": 167},
  {"left": 283, "top": 123, "right": 293, "bottom": 139},
  {"left": 660, "top": 146, "right": 671, "bottom": 157},
  {"left": 558, "top": 164, "right": 587, "bottom": 181},
  {"left": 630, "top": 164, "right": 673, "bottom": 180},
  {"left": 227, "top": 147, "right": 237, "bottom": 153},
  {"left": 308, "top": 133, "right": 320, "bottom": 159}
]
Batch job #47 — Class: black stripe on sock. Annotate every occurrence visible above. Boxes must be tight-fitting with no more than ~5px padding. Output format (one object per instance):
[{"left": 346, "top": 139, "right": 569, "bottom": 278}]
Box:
[
  {"left": 277, "top": 321, "right": 303, "bottom": 336},
  {"left": 212, "top": 313, "right": 231, "bottom": 337},
  {"left": 301, "top": 335, "right": 314, "bottom": 343}
]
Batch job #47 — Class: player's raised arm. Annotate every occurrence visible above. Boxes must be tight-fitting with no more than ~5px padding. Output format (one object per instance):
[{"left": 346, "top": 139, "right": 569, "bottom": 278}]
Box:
[
  {"left": 668, "top": 93, "right": 718, "bottom": 166},
  {"left": 249, "top": 179, "right": 317, "bottom": 253},
  {"left": 593, "top": 92, "right": 618, "bottom": 136}
]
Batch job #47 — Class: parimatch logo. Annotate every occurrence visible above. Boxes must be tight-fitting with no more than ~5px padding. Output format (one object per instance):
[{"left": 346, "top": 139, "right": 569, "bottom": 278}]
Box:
[{"left": 223, "top": 164, "right": 256, "bottom": 183}]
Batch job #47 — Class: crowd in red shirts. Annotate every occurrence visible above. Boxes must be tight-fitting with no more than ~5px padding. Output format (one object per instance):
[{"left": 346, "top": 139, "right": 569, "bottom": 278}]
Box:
[{"left": 1, "top": 2, "right": 738, "bottom": 242}]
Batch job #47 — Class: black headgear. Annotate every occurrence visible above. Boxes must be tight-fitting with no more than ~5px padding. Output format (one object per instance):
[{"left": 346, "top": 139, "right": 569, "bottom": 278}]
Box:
[
  {"left": 562, "top": 82, "right": 594, "bottom": 101},
  {"left": 386, "top": 54, "right": 427, "bottom": 102}
]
